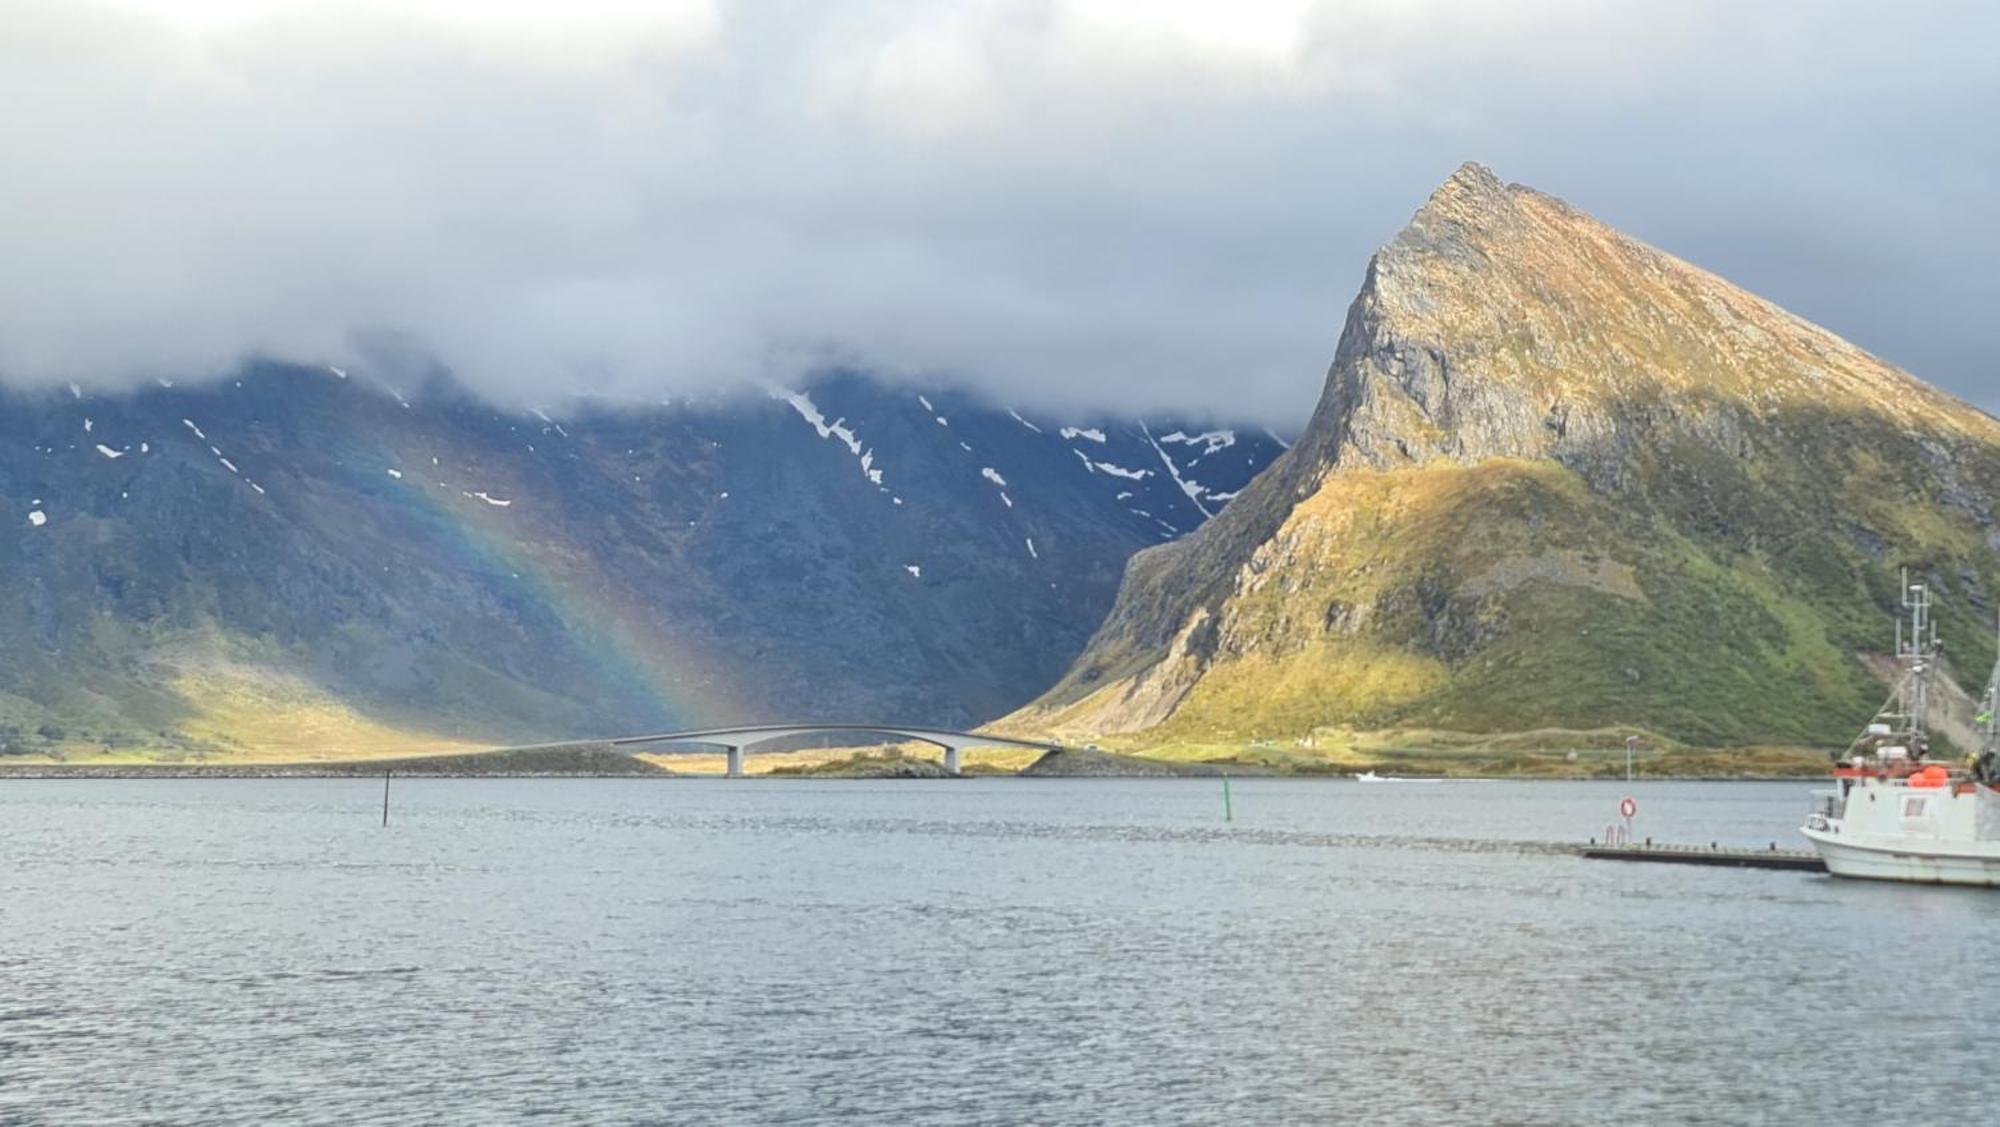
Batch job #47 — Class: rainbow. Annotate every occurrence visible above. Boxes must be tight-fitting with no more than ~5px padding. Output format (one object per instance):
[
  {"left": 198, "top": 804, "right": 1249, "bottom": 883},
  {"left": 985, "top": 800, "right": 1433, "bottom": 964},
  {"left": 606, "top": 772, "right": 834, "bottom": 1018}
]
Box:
[{"left": 349, "top": 433, "right": 741, "bottom": 736}]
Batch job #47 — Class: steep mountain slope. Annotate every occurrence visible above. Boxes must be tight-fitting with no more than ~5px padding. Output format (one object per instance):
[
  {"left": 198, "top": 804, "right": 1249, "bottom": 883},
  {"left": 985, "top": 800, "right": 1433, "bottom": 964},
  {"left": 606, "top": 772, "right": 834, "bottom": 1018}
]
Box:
[
  {"left": 0, "top": 369, "right": 1280, "bottom": 757},
  {"left": 1015, "top": 163, "right": 2000, "bottom": 749}
]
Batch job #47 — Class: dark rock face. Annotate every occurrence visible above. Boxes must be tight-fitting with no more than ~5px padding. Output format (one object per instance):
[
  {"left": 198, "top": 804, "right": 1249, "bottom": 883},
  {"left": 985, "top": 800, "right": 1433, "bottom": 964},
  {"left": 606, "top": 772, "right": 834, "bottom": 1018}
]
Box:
[
  {"left": 1020, "top": 748, "right": 1179, "bottom": 776},
  {"left": 0, "top": 368, "right": 1281, "bottom": 752},
  {"left": 765, "top": 752, "right": 958, "bottom": 778},
  {"left": 1018, "top": 747, "right": 1253, "bottom": 776}
]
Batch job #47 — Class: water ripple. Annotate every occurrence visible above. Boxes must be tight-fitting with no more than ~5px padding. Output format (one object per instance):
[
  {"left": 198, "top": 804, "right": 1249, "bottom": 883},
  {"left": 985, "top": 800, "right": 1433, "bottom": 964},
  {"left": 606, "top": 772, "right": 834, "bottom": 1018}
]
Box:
[{"left": 3, "top": 778, "right": 1996, "bottom": 1124}]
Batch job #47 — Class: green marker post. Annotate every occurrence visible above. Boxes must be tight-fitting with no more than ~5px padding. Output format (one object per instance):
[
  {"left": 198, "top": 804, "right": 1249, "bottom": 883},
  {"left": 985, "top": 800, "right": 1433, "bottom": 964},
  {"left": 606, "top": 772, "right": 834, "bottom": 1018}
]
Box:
[{"left": 1222, "top": 774, "right": 1233, "bottom": 822}]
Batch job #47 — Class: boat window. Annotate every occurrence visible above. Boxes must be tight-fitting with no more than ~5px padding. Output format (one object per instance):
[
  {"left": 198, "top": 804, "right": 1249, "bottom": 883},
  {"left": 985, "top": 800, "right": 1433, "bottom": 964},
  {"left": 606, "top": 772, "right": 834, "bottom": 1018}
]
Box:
[{"left": 1902, "top": 797, "right": 1927, "bottom": 817}]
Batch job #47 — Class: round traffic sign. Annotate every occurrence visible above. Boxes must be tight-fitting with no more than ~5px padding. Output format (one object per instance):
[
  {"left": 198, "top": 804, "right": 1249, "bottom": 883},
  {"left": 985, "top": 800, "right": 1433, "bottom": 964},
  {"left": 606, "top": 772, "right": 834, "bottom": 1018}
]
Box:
[{"left": 1620, "top": 796, "right": 1638, "bottom": 819}]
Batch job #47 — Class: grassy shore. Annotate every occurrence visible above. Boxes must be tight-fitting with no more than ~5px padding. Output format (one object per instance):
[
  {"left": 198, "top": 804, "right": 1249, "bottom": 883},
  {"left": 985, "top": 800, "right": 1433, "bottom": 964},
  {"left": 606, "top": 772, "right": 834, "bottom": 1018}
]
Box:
[
  {"left": 1, "top": 727, "right": 1831, "bottom": 779},
  {"left": 635, "top": 743, "right": 1047, "bottom": 777},
  {"left": 1092, "top": 726, "right": 1828, "bottom": 779}
]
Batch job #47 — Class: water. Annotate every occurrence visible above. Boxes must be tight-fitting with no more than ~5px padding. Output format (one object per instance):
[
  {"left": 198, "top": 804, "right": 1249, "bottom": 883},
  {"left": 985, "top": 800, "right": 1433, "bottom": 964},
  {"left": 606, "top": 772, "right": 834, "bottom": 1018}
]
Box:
[{"left": 4, "top": 778, "right": 1996, "bottom": 1125}]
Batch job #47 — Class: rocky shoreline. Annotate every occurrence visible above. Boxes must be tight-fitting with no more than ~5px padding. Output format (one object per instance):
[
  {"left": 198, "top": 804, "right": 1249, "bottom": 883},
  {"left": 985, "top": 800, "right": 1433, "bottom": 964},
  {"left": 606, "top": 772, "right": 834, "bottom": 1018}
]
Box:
[
  {"left": 1020, "top": 748, "right": 1273, "bottom": 777},
  {"left": 0, "top": 742, "right": 1819, "bottom": 781},
  {"left": 0, "top": 743, "right": 669, "bottom": 779}
]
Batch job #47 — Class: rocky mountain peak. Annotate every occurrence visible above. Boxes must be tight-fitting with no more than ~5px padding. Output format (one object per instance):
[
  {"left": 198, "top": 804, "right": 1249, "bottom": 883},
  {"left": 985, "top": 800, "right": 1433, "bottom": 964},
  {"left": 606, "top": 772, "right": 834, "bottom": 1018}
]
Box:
[
  {"left": 1013, "top": 165, "right": 2000, "bottom": 750},
  {"left": 1429, "top": 160, "right": 1509, "bottom": 208},
  {"left": 1323, "top": 162, "right": 2000, "bottom": 482},
  {"left": 1398, "top": 160, "right": 1518, "bottom": 242}
]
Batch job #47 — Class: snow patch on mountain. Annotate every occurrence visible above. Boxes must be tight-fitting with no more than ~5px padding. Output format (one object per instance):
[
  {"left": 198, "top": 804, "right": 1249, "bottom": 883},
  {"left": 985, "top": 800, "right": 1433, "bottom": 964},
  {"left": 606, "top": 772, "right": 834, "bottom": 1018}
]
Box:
[
  {"left": 1158, "top": 429, "right": 1236, "bottom": 456},
  {"left": 1094, "top": 462, "right": 1151, "bottom": 481},
  {"left": 529, "top": 407, "right": 569, "bottom": 438},
  {"left": 1142, "top": 423, "right": 1213, "bottom": 519},
  {"left": 1060, "top": 426, "right": 1106, "bottom": 443},
  {"left": 779, "top": 389, "right": 887, "bottom": 488}
]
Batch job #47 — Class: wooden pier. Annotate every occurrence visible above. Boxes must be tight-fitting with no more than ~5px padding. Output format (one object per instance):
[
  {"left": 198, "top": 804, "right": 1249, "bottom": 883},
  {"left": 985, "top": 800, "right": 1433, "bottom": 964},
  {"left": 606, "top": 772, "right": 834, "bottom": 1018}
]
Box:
[{"left": 1577, "top": 843, "right": 1825, "bottom": 872}]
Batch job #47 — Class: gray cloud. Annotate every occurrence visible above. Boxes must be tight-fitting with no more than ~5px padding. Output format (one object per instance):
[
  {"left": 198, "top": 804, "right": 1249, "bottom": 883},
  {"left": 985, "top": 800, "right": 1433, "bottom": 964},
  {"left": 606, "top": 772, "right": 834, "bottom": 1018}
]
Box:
[{"left": 2, "top": 1, "right": 1994, "bottom": 425}]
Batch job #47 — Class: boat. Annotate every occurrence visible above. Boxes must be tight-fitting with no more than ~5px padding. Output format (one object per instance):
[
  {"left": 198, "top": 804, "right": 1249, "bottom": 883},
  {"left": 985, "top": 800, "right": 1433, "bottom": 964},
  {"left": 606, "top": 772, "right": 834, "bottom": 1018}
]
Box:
[{"left": 1800, "top": 572, "right": 2000, "bottom": 886}]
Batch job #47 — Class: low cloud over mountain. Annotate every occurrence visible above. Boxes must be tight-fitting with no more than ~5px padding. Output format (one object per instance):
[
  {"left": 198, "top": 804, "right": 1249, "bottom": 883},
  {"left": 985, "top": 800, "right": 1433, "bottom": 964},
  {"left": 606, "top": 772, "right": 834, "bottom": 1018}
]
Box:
[{"left": 4, "top": 1, "right": 1995, "bottom": 423}]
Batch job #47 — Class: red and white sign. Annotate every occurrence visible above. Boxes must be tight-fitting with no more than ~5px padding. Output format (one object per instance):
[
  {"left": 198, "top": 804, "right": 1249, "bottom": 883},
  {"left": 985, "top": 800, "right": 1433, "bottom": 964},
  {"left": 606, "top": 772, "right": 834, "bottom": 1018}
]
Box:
[{"left": 1620, "top": 796, "right": 1639, "bottom": 819}]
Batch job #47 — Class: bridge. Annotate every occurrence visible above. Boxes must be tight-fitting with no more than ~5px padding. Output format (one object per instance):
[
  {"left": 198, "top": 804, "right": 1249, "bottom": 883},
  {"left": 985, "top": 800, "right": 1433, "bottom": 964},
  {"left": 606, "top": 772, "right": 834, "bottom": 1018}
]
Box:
[{"left": 609, "top": 724, "right": 1066, "bottom": 777}]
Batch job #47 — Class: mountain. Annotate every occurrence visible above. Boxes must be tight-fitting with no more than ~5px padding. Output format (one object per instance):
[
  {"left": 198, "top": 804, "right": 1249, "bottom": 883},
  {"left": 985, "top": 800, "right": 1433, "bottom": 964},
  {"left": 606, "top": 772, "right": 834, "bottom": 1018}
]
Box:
[
  {"left": 1013, "top": 163, "right": 2000, "bottom": 750},
  {"left": 0, "top": 369, "right": 1282, "bottom": 758}
]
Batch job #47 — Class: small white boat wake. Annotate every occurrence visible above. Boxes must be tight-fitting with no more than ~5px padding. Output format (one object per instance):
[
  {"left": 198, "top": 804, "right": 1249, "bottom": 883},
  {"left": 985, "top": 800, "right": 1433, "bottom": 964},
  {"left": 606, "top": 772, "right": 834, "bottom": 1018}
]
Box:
[{"left": 1353, "top": 771, "right": 1442, "bottom": 783}]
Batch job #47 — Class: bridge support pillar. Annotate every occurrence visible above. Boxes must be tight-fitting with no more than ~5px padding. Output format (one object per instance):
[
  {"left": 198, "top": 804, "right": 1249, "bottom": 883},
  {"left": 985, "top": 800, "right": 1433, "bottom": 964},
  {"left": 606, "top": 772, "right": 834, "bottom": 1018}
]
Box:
[
  {"left": 725, "top": 746, "right": 744, "bottom": 779},
  {"left": 943, "top": 746, "right": 961, "bottom": 776}
]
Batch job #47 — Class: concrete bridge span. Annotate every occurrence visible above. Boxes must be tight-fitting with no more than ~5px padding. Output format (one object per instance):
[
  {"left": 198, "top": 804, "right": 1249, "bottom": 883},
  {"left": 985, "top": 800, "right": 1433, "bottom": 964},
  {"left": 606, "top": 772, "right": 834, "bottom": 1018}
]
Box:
[{"left": 610, "top": 724, "right": 1063, "bottom": 777}]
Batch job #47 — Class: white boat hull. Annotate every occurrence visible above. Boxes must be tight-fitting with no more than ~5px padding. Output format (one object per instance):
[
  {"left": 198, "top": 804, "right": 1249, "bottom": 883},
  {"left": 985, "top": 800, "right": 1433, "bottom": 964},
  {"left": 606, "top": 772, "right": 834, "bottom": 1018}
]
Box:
[{"left": 1801, "top": 827, "right": 2000, "bottom": 887}]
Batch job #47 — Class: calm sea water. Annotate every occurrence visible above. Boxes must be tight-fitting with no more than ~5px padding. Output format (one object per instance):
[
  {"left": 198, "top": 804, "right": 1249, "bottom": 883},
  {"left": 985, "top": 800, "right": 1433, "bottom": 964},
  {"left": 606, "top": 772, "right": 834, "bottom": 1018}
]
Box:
[{"left": 3, "top": 778, "right": 1996, "bottom": 1125}]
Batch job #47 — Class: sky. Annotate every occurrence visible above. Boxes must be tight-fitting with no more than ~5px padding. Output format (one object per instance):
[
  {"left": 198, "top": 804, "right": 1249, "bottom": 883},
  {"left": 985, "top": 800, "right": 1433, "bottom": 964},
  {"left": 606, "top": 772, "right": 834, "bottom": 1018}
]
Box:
[{"left": 2, "top": 0, "right": 1994, "bottom": 425}]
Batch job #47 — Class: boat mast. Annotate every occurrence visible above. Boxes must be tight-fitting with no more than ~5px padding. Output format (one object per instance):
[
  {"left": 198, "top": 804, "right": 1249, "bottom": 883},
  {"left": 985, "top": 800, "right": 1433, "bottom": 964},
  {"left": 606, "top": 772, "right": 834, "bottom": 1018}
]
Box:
[
  {"left": 1891, "top": 568, "right": 1938, "bottom": 752},
  {"left": 1980, "top": 610, "right": 2000, "bottom": 780}
]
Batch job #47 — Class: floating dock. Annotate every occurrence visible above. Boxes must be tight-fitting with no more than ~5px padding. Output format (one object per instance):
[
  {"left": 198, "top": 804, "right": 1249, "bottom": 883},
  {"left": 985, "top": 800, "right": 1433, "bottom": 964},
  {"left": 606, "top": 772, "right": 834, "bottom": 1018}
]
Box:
[{"left": 1577, "top": 844, "right": 1826, "bottom": 872}]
